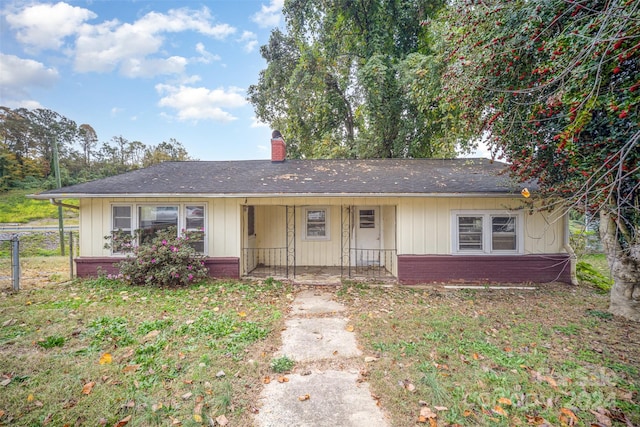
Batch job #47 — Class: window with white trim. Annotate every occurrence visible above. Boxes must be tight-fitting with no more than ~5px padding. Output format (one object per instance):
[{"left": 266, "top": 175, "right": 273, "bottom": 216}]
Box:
[
  {"left": 110, "top": 204, "right": 207, "bottom": 254},
  {"left": 111, "top": 205, "right": 133, "bottom": 254},
  {"left": 452, "top": 211, "right": 522, "bottom": 254},
  {"left": 304, "top": 207, "right": 330, "bottom": 240},
  {"left": 185, "top": 205, "right": 205, "bottom": 252}
]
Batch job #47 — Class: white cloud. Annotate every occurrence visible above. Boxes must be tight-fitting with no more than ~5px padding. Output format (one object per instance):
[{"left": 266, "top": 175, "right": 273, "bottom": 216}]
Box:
[
  {"left": 251, "top": 0, "right": 284, "bottom": 28},
  {"left": 120, "top": 56, "right": 188, "bottom": 78},
  {"left": 194, "top": 42, "right": 221, "bottom": 64},
  {"left": 73, "top": 7, "right": 234, "bottom": 76},
  {"left": 155, "top": 84, "right": 247, "bottom": 122},
  {"left": 7, "top": 3, "right": 237, "bottom": 78},
  {"left": 238, "top": 31, "right": 258, "bottom": 53},
  {"left": 0, "top": 54, "right": 59, "bottom": 104},
  {"left": 5, "top": 2, "right": 96, "bottom": 51},
  {"left": 111, "top": 107, "right": 123, "bottom": 116}
]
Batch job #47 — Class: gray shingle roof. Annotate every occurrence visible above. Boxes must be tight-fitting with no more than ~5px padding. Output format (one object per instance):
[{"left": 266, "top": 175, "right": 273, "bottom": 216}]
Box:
[{"left": 35, "top": 158, "right": 527, "bottom": 197}]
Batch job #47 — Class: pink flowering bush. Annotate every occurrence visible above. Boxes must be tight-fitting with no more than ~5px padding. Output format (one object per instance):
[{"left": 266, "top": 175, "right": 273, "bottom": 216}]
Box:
[{"left": 106, "top": 227, "right": 208, "bottom": 287}]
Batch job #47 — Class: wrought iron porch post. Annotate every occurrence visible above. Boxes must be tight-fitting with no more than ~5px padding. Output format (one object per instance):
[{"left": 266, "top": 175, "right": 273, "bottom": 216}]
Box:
[
  {"left": 341, "top": 205, "right": 351, "bottom": 277},
  {"left": 286, "top": 206, "right": 296, "bottom": 278}
]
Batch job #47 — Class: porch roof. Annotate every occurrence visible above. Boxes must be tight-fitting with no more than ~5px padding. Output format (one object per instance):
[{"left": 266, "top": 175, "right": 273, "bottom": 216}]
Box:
[{"left": 32, "top": 158, "right": 531, "bottom": 198}]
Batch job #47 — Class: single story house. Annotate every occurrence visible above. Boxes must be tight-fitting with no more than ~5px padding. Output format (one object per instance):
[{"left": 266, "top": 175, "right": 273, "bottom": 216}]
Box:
[{"left": 31, "top": 134, "right": 574, "bottom": 284}]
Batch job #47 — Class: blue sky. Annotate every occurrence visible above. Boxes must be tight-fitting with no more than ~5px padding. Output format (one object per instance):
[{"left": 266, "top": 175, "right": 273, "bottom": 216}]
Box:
[{"left": 0, "top": 0, "right": 285, "bottom": 161}]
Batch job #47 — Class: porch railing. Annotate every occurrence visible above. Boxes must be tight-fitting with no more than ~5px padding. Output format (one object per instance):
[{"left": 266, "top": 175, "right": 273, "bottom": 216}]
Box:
[
  {"left": 350, "top": 248, "right": 397, "bottom": 278},
  {"left": 243, "top": 247, "right": 287, "bottom": 277},
  {"left": 243, "top": 247, "right": 396, "bottom": 279}
]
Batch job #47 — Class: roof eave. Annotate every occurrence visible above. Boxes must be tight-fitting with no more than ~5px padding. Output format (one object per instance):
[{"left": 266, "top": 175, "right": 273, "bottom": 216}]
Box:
[{"left": 29, "top": 191, "right": 522, "bottom": 199}]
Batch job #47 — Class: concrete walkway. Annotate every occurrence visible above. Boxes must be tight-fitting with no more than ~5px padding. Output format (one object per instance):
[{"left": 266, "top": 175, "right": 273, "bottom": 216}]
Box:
[{"left": 254, "top": 290, "right": 389, "bottom": 427}]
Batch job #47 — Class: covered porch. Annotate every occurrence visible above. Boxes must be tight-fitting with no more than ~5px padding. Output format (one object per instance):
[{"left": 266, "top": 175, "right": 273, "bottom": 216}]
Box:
[{"left": 241, "top": 204, "right": 397, "bottom": 281}]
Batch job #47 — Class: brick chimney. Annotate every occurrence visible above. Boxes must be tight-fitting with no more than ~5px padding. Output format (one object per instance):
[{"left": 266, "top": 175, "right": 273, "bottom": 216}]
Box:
[{"left": 270, "top": 130, "right": 286, "bottom": 163}]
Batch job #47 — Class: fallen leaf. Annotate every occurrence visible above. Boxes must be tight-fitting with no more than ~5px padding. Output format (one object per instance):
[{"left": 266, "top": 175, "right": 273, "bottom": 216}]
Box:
[
  {"left": 364, "top": 356, "right": 378, "bottom": 363},
  {"left": 1, "top": 378, "right": 11, "bottom": 386},
  {"left": 113, "top": 415, "right": 131, "bottom": 427},
  {"left": 0, "top": 410, "right": 5, "bottom": 417},
  {"left": 152, "top": 402, "right": 163, "bottom": 412},
  {"left": 215, "top": 415, "right": 228, "bottom": 426},
  {"left": 122, "top": 364, "right": 141, "bottom": 373},
  {"left": 238, "top": 311, "right": 247, "bottom": 317},
  {"left": 559, "top": 407, "right": 578, "bottom": 425},
  {"left": 99, "top": 353, "right": 112, "bottom": 365},
  {"left": 181, "top": 392, "right": 193, "bottom": 400},
  {"left": 216, "top": 370, "right": 225, "bottom": 378},
  {"left": 27, "top": 394, "right": 34, "bottom": 402},
  {"left": 2, "top": 319, "right": 17, "bottom": 327},
  {"left": 346, "top": 325, "right": 354, "bottom": 332},
  {"left": 498, "top": 397, "right": 512, "bottom": 406},
  {"left": 42, "top": 413, "right": 53, "bottom": 425},
  {"left": 526, "top": 415, "right": 547, "bottom": 425},
  {"left": 194, "top": 403, "right": 203, "bottom": 415},
  {"left": 463, "top": 410, "right": 473, "bottom": 417},
  {"left": 543, "top": 376, "right": 558, "bottom": 389},
  {"left": 277, "top": 376, "right": 289, "bottom": 383},
  {"left": 298, "top": 394, "right": 310, "bottom": 401},
  {"left": 492, "top": 405, "right": 507, "bottom": 416},
  {"left": 434, "top": 406, "right": 448, "bottom": 411},
  {"left": 82, "top": 382, "right": 95, "bottom": 395},
  {"left": 263, "top": 376, "right": 271, "bottom": 384},
  {"left": 420, "top": 407, "right": 437, "bottom": 419},
  {"left": 589, "top": 409, "right": 611, "bottom": 427},
  {"left": 192, "top": 414, "right": 202, "bottom": 423}
]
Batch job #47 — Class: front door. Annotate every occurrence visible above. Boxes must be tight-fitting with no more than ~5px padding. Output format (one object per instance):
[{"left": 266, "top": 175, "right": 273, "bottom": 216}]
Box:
[{"left": 354, "top": 207, "right": 380, "bottom": 266}]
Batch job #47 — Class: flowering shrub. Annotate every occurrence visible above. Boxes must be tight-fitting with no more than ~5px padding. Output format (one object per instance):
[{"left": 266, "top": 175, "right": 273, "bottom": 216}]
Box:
[{"left": 106, "top": 227, "right": 209, "bottom": 287}]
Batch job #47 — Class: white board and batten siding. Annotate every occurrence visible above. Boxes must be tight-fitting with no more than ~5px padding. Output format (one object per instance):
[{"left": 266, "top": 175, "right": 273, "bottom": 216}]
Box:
[
  {"left": 79, "top": 198, "right": 242, "bottom": 258},
  {"left": 396, "top": 197, "right": 565, "bottom": 255},
  {"left": 80, "top": 196, "right": 566, "bottom": 260}
]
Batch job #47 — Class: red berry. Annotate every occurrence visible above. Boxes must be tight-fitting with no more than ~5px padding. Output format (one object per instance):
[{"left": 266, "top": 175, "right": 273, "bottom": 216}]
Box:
[
  {"left": 613, "top": 66, "right": 621, "bottom": 74},
  {"left": 619, "top": 111, "right": 628, "bottom": 119}
]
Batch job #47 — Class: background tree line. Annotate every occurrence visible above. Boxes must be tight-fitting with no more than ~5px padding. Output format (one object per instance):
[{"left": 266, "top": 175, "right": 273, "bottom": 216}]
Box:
[{"left": 0, "top": 106, "right": 192, "bottom": 192}]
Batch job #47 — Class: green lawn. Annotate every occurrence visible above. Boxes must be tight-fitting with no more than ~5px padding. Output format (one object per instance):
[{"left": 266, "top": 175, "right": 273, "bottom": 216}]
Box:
[
  {"left": 0, "top": 189, "right": 78, "bottom": 224},
  {"left": 0, "top": 278, "right": 291, "bottom": 426},
  {"left": 337, "top": 282, "right": 639, "bottom": 427}
]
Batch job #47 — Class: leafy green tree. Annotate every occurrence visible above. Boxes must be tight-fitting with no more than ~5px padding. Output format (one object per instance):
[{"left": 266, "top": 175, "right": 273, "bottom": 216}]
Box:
[
  {"left": 435, "top": 0, "right": 639, "bottom": 320},
  {"left": 79, "top": 124, "right": 98, "bottom": 167},
  {"left": 248, "top": 0, "right": 453, "bottom": 159},
  {"left": 143, "top": 139, "right": 192, "bottom": 166}
]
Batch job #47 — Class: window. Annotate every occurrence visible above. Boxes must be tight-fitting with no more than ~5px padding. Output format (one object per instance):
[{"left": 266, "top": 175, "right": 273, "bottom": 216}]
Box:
[
  {"left": 139, "top": 205, "right": 178, "bottom": 244},
  {"left": 304, "top": 207, "right": 329, "bottom": 240},
  {"left": 452, "top": 211, "right": 521, "bottom": 254},
  {"left": 247, "top": 206, "right": 255, "bottom": 236},
  {"left": 491, "top": 216, "right": 517, "bottom": 251},
  {"left": 359, "top": 209, "right": 375, "bottom": 229},
  {"left": 111, "top": 206, "right": 132, "bottom": 253},
  {"left": 110, "top": 204, "right": 207, "bottom": 254},
  {"left": 185, "top": 205, "right": 205, "bottom": 252},
  {"left": 458, "top": 216, "right": 483, "bottom": 250}
]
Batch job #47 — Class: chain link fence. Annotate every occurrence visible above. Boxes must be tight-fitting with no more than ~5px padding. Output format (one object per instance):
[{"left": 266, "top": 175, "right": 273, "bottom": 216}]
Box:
[{"left": 0, "top": 231, "right": 76, "bottom": 291}]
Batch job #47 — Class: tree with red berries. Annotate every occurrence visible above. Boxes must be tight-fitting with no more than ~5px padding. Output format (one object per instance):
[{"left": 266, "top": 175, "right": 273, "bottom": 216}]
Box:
[{"left": 434, "top": 0, "right": 639, "bottom": 319}]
